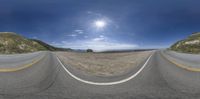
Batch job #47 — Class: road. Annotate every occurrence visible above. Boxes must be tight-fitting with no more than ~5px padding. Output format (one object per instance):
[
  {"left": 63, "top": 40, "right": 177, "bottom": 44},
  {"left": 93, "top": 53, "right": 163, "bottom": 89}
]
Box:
[{"left": 0, "top": 50, "right": 200, "bottom": 99}]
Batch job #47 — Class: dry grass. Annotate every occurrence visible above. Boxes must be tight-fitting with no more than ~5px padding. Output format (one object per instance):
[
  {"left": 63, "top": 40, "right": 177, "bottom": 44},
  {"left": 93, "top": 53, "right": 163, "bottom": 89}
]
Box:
[{"left": 56, "top": 51, "right": 152, "bottom": 76}]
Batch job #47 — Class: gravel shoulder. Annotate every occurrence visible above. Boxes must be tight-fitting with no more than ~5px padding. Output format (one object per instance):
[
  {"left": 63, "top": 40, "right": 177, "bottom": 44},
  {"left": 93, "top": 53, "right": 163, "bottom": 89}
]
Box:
[{"left": 56, "top": 51, "right": 152, "bottom": 77}]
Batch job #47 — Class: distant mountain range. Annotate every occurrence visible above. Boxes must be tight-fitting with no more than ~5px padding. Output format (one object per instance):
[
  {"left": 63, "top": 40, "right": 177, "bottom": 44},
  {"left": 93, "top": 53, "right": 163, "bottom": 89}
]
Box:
[
  {"left": 0, "top": 32, "right": 72, "bottom": 54},
  {"left": 100, "top": 49, "right": 155, "bottom": 53},
  {"left": 170, "top": 32, "right": 200, "bottom": 54}
]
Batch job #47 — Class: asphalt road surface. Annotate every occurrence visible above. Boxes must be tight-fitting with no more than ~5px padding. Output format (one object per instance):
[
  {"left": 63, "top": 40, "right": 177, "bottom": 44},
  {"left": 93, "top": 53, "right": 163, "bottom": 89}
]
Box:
[{"left": 0, "top": 50, "right": 200, "bottom": 99}]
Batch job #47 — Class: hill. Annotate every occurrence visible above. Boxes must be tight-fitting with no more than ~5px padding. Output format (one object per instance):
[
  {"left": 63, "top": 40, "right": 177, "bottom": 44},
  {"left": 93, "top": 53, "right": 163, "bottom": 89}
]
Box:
[
  {"left": 30, "top": 39, "right": 72, "bottom": 51},
  {"left": 170, "top": 32, "right": 200, "bottom": 54},
  {"left": 0, "top": 32, "right": 71, "bottom": 54}
]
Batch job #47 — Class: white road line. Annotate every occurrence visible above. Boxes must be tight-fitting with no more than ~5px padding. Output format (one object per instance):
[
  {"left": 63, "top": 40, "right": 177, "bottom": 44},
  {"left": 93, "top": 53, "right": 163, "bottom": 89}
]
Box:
[{"left": 57, "top": 54, "right": 153, "bottom": 86}]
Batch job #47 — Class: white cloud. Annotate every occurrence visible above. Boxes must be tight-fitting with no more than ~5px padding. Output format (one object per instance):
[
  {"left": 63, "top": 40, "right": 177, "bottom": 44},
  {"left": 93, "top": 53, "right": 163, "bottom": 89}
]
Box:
[
  {"left": 50, "top": 42, "right": 60, "bottom": 47},
  {"left": 84, "top": 36, "right": 88, "bottom": 38},
  {"left": 67, "top": 34, "right": 77, "bottom": 37},
  {"left": 87, "top": 11, "right": 92, "bottom": 14},
  {"left": 92, "top": 35, "right": 105, "bottom": 41},
  {"left": 100, "top": 35, "right": 104, "bottom": 38},
  {"left": 74, "top": 29, "right": 84, "bottom": 34},
  {"left": 93, "top": 37, "right": 105, "bottom": 41},
  {"left": 32, "top": 36, "right": 38, "bottom": 39},
  {"left": 86, "top": 11, "right": 102, "bottom": 17},
  {"left": 66, "top": 30, "right": 84, "bottom": 38}
]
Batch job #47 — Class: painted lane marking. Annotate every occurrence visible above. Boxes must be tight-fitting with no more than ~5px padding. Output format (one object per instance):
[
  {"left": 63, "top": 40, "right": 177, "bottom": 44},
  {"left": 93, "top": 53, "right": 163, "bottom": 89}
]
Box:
[{"left": 57, "top": 54, "right": 153, "bottom": 86}]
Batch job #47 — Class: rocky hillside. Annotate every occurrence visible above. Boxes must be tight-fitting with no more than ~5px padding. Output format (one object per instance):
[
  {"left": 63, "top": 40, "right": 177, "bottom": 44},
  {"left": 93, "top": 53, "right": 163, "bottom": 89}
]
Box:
[
  {"left": 170, "top": 32, "right": 200, "bottom": 54},
  {"left": 0, "top": 32, "right": 71, "bottom": 54},
  {"left": 31, "top": 39, "right": 72, "bottom": 51}
]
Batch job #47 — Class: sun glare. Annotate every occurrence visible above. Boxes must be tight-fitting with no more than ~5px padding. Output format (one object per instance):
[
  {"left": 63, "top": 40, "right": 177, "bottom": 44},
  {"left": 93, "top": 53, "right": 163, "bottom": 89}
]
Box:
[{"left": 94, "top": 20, "right": 106, "bottom": 28}]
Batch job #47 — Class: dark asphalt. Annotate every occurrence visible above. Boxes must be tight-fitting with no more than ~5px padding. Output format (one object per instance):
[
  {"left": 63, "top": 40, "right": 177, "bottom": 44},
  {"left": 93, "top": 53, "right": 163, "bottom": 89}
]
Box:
[{"left": 0, "top": 51, "right": 200, "bottom": 99}]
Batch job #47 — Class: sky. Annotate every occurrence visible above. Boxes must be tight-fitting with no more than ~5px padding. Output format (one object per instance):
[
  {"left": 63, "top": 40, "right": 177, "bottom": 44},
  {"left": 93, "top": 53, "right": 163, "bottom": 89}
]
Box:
[{"left": 0, "top": 0, "right": 200, "bottom": 51}]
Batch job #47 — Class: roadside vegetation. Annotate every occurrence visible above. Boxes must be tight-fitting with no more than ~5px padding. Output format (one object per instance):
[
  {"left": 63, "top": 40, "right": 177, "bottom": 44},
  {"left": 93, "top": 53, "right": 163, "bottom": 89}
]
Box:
[
  {"left": 0, "top": 32, "right": 71, "bottom": 54},
  {"left": 170, "top": 32, "right": 200, "bottom": 54}
]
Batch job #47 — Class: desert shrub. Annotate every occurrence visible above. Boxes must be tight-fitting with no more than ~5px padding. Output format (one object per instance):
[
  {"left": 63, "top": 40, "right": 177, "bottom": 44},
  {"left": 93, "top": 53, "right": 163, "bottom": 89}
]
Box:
[{"left": 86, "top": 49, "right": 93, "bottom": 52}]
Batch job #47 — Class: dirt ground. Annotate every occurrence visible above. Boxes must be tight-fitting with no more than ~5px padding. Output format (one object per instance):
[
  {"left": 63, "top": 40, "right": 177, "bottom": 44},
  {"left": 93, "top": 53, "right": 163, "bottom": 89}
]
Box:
[{"left": 56, "top": 51, "right": 152, "bottom": 77}]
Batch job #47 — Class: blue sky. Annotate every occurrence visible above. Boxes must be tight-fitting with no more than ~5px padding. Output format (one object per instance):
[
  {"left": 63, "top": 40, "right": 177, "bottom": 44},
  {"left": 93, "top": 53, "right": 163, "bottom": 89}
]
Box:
[{"left": 0, "top": 0, "right": 200, "bottom": 51}]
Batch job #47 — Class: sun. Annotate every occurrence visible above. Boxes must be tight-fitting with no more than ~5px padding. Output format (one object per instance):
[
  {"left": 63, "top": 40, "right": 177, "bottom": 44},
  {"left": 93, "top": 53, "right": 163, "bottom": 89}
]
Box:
[{"left": 94, "top": 20, "right": 106, "bottom": 28}]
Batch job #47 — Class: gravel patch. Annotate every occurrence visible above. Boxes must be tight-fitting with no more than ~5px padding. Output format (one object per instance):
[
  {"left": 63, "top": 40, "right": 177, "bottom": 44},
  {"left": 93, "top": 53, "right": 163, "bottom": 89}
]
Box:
[{"left": 56, "top": 51, "right": 152, "bottom": 77}]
